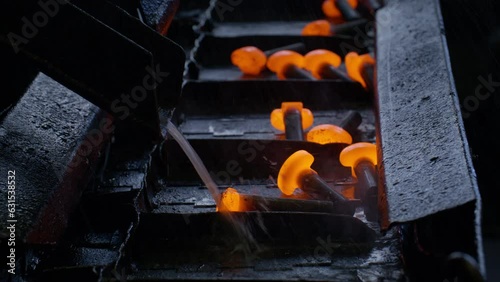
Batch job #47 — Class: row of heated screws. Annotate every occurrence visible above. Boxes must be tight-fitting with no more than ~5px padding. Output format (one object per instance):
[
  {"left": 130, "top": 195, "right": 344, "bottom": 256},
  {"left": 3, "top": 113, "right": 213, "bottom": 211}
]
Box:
[
  {"left": 304, "top": 0, "right": 383, "bottom": 36},
  {"left": 230, "top": 42, "right": 306, "bottom": 76},
  {"left": 270, "top": 102, "right": 361, "bottom": 143},
  {"left": 270, "top": 111, "right": 377, "bottom": 218},
  {"left": 232, "top": 45, "right": 347, "bottom": 80},
  {"left": 218, "top": 143, "right": 378, "bottom": 219},
  {"left": 321, "top": 0, "right": 382, "bottom": 24},
  {"left": 231, "top": 45, "right": 374, "bottom": 91},
  {"left": 299, "top": 0, "right": 382, "bottom": 37}
]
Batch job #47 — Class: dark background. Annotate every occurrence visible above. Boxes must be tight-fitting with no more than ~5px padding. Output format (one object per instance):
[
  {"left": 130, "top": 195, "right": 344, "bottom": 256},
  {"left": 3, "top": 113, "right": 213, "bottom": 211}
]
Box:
[{"left": 440, "top": 0, "right": 500, "bottom": 281}]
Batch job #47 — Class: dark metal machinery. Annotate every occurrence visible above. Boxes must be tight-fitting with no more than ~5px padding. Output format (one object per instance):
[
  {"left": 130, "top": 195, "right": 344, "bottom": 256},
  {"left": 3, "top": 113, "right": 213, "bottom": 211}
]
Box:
[{"left": 0, "top": 0, "right": 495, "bottom": 281}]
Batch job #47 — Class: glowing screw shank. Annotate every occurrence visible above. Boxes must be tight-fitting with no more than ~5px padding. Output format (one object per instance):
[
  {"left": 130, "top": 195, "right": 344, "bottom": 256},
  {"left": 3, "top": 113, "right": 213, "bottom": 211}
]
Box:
[{"left": 218, "top": 187, "right": 335, "bottom": 213}]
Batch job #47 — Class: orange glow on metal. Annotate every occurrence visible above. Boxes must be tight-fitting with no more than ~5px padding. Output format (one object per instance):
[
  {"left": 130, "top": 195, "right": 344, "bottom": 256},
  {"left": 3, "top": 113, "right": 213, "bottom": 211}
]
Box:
[
  {"left": 322, "top": 0, "right": 342, "bottom": 18},
  {"left": 231, "top": 46, "right": 267, "bottom": 76},
  {"left": 270, "top": 102, "right": 314, "bottom": 131},
  {"left": 339, "top": 142, "right": 377, "bottom": 175},
  {"left": 306, "top": 124, "right": 353, "bottom": 144},
  {"left": 341, "top": 186, "right": 355, "bottom": 199},
  {"left": 301, "top": 20, "right": 332, "bottom": 36},
  {"left": 266, "top": 50, "right": 305, "bottom": 79},
  {"left": 278, "top": 150, "right": 316, "bottom": 195},
  {"left": 304, "top": 49, "right": 342, "bottom": 79},
  {"left": 218, "top": 187, "right": 242, "bottom": 212},
  {"left": 345, "top": 52, "right": 375, "bottom": 89},
  {"left": 322, "top": 0, "right": 359, "bottom": 19}
]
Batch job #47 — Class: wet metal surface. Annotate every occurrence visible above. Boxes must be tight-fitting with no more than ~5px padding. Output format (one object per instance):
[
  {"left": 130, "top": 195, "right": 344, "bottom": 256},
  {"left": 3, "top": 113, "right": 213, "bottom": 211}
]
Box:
[
  {"left": 0, "top": 0, "right": 421, "bottom": 280},
  {"left": 375, "top": 0, "right": 479, "bottom": 227},
  {"left": 129, "top": 204, "right": 404, "bottom": 281},
  {"left": 0, "top": 73, "right": 108, "bottom": 244},
  {"left": 178, "top": 109, "right": 376, "bottom": 142},
  {"left": 152, "top": 184, "right": 358, "bottom": 214}
]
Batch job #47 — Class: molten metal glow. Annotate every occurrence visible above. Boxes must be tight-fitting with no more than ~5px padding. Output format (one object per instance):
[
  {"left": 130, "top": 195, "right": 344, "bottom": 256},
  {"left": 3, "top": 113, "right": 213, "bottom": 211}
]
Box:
[
  {"left": 345, "top": 52, "right": 375, "bottom": 89},
  {"left": 278, "top": 150, "right": 316, "bottom": 195},
  {"left": 304, "top": 49, "right": 342, "bottom": 79},
  {"left": 322, "top": 0, "right": 359, "bottom": 19},
  {"left": 339, "top": 142, "right": 377, "bottom": 175},
  {"left": 266, "top": 50, "right": 305, "bottom": 79},
  {"left": 270, "top": 102, "right": 314, "bottom": 131},
  {"left": 218, "top": 187, "right": 242, "bottom": 212},
  {"left": 306, "top": 124, "right": 353, "bottom": 144},
  {"left": 231, "top": 46, "right": 267, "bottom": 76},
  {"left": 301, "top": 20, "right": 332, "bottom": 36}
]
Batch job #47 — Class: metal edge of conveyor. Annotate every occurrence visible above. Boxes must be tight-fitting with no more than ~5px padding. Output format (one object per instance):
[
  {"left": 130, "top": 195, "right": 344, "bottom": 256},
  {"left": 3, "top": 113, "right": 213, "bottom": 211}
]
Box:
[
  {"left": 374, "top": 0, "right": 485, "bottom": 278},
  {"left": 0, "top": 73, "right": 113, "bottom": 245},
  {"left": 435, "top": 1, "right": 485, "bottom": 278}
]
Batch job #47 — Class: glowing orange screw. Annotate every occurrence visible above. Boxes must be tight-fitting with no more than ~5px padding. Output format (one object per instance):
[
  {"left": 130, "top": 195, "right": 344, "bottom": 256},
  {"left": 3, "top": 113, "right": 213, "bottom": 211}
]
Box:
[
  {"left": 302, "top": 20, "right": 332, "bottom": 36},
  {"left": 231, "top": 43, "right": 306, "bottom": 76},
  {"left": 266, "top": 50, "right": 315, "bottom": 80},
  {"left": 304, "top": 49, "right": 352, "bottom": 81},
  {"left": 217, "top": 187, "right": 336, "bottom": 213},
  {"left": 306, "top": 124, "right": 353, "bottom": 145},
  {"left": 345, "top": 52, "right": 376, "bottom": 92},
  {"left": 231, "top": 46, "right": 267, "bottom": 76},
  {"left": 322, "top": 0, "right": 361, "bottom": 22},
  {"left": 306, "top": 110, "right": 362, "bottom": 145},
  {"left": 270, "top": 102, "right": 314, "bottom": 141},
  {"left": 339, "top": 142, "right": 378, "bottom": 220},
  {"left": 277, "top": 150, "right": 355, "bottom": 215},
  {"left": 302, "top": 19, "right": 369, "bottom": 37}
]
